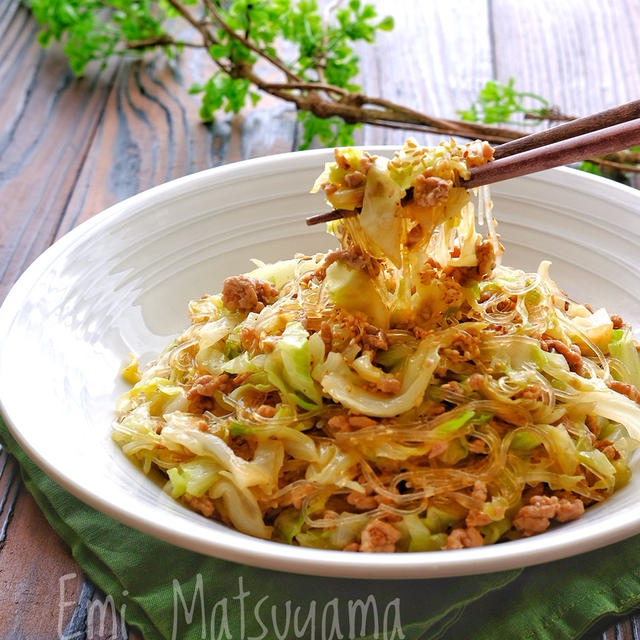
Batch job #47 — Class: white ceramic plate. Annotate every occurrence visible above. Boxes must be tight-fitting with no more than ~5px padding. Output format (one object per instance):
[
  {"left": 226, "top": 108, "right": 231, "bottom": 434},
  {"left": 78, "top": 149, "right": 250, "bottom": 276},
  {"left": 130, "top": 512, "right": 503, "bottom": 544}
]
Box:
[{"left": 1, "top": 148, "right": 640, "bottom": 579}]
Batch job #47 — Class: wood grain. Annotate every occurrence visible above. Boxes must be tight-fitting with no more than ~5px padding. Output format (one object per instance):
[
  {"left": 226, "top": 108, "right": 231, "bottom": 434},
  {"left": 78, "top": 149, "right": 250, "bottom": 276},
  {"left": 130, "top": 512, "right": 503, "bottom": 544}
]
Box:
[
  {"left": 0, "top": 450, "right": 84, "bottom": 637},
  {"left": 0, "top": 5, "right": 118, "bottom": 302},
  {"left": 490, "top": 0, "right": 640, "bottom": 117},
  {"left": 355, "top": 0, "right": 494, "bottom": 147},
  {"left": 1, "top": 1, "right": 640, "bottom": 638},
  {"left": 57, "top": 52, "right": 297, "bottom": 237}
]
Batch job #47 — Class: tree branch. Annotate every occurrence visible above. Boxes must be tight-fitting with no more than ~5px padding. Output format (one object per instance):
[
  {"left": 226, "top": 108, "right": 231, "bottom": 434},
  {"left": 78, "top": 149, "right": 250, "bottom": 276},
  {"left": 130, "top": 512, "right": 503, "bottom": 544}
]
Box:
[
  {"left": 120, "top": 1, "right": 638, "bottom": 175},
  {"left": 127, "top": 35, "right": 201, "bottom": 49},
  {"left": 202, "top": 0, "right": 303, "bottom": 83}
]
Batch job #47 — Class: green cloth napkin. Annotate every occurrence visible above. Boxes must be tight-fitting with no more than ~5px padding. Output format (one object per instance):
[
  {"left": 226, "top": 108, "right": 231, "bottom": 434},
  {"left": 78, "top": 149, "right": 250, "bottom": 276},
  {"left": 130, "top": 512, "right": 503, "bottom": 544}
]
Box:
[{"left": 1, "top": 417, "right": 639, "bottom": 640}]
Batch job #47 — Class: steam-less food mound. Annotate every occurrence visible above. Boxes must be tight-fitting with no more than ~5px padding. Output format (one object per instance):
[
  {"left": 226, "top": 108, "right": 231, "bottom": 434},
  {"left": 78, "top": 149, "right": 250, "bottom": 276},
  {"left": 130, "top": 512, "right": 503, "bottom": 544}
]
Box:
[{"left": 114, "top": 138, "right": 640, "bottom": 552}]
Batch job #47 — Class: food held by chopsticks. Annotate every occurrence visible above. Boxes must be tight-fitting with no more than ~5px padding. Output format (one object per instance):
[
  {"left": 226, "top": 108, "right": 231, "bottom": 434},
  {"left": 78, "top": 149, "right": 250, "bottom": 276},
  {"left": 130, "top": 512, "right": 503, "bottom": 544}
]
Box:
[
  {"left": 308, "top": 99, "right": 640, "bottom": 226},
  {"left": 113, "top": 137, "right": 640, "bottom": 552}
]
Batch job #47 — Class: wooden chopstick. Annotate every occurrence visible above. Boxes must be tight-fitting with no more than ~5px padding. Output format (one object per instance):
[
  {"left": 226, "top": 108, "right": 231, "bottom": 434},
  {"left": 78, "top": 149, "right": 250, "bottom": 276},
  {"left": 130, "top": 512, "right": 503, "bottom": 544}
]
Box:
[
  {"left": 493, "top": 98, "right": 640, "bottom": 159},
  {"left": 461, "top": 117, "right": 640, "bottom": 189},
  {"left": 306, "top": 103, "right": 640, "bottom": 226}
]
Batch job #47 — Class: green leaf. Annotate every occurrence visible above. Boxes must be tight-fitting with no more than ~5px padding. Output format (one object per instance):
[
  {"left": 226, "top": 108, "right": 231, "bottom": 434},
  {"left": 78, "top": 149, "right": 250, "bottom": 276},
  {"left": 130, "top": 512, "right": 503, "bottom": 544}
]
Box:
[
  {"left": 378, "top": 16, "right": 394, "bottom": 31},
  {"left": 459, "top": 77, "right": 550, "bottom": 125},
  {"left": 27, "top": 0, "right": 395, "bottom": 148},
  {"left": 209, "top": 44, "right": 230, "bottom": 59},
  {"left": 37, "top": 29, "right": 53, "bottom": 47}
]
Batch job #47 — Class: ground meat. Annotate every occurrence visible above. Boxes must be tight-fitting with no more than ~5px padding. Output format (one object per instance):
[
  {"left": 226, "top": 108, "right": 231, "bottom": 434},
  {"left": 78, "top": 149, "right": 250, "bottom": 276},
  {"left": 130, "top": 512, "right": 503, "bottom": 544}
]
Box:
[
  {"left": 326, "top": 414, "right": 350, "bottom": 432},
  {"left": 513, "top": 494, "right": 584, "bottom": 537},
  {"left": 475, "top": 239, "right": 497, "bottom": 277},
  {"left": 463, "top": 140, "right": 495, "bottom": 167},
  {"left": 554, "top": 497, "right": 585, "bottom": 522},
  {"left": 375, "top": 377, "right": 402, "bottom": 394},
  {"left": 284, "top": 484, "right": 316, "bottom": 510},
  {"left": 359, "top": 518, "right": 402, "bottom": 552},
  {"left": 317, "top": 247, "right": 379, "bottom": 279},
  {"left": 334, "top": 148, "right": 350, "bottom": 169},
  {"left": 514, "top": 495, "right": 558, "bottom": 536},
  {"left": 186, "top": 373, "right": 249, "bottom": 412},
  {"left": 363, "top": 323, "right": 388, "bottom": 350},
  {"left": 184, "top": 495, "right": 215, "bottom": 518},
  {"left": 443, "top": 330, "right": 481, "bottom": 362},
  {"left": 495, "top": 295, "right": 517, "bottom": 313},
  {"left": 444, "top": 526, "right": 484, "bottom": 549},
  {"left": 232, "top": 372, "right": 251, "bottom": 387},
  {"left": 346, "top": 490, "right": 379, "bottom": 511},
  {"left": 256, "top": 404, "right": 277, "bottom": 418},
  {"left": 359, "top": 152, "right": 375, "bottom": 174},
  {"left": 328, "top": 414, "right": 381, "bottom": 432},
  {"left": 610, "top": 314, "right": 625, "bottom": 329},
  {"left": 348, "top": 415, "right": 379, "bottom": 428},
  {"left": 445, "top": 239, "right": 497, "bottom": 285},
  {"left": 465, "top": 481, "right": 492, "bottom": 527},
  {"left": 540, "top": 338, "right": 584, "bottom": 374},
  {"left": 188, "top": 373, "right": 231, "bottom": 399},
  {"left": 413, "top": 175, "right": 451, "bottom": 208},
  {"left": 333, "top": 149, "right": 375, "bottom": 173},
  {"left": 514, "top": 384, "right": 546, "bottom": 401},
  {"left": 468, "top": 373, "right": 485, "bottom": 391},
  {"left": 608, "top": 379, "right": 640, "bottom": 404},
  {"left": 221, "top": 275, "right": 278, "bottom": 313},
  {"left": 322, "top": 183, "right": 338, "bottom": 196},
  {"left": 344, "top": 170, "right": 365, "bottom": 188},
  {"left": 595, "top": 439, "right": 620, "bottom": 460},
  {"left": 440, "top": 380, "right": 465, "bottom": 395}
]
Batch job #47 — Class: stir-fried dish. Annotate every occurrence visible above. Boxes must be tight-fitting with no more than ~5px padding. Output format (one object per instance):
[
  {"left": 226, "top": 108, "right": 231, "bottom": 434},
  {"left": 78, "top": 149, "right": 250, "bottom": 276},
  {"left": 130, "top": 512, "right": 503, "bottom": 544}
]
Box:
[{"left": 114, "top": 138, "right": 640, "bottom": 552}]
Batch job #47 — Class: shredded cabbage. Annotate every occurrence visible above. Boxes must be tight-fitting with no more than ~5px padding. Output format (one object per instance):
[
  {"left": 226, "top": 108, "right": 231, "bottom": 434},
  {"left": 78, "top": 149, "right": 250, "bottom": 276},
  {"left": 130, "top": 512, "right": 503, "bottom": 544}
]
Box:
[{"left": 113, "top": 138, "right": 640, "bottom": 553}]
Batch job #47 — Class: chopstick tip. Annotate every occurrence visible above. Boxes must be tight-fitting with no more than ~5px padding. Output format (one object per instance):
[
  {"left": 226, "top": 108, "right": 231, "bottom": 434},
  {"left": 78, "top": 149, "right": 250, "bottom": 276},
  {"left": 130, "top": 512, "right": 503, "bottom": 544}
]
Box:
[{"left": 306, "top": 209, "right": 359, "bottom": 226}]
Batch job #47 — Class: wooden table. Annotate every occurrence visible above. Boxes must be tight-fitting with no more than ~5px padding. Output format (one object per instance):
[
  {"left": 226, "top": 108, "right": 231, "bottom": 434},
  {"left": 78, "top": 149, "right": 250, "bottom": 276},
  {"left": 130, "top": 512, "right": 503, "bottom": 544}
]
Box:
[{"left": 1, "top": 1, "right": 639, "bottom": 637}]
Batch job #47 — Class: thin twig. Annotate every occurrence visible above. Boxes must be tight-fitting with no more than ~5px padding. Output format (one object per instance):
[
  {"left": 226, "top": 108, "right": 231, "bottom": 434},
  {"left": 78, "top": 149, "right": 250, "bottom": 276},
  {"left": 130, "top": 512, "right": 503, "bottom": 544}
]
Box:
[
  {"left": 118, "top": 0, "right": 640, "bottom": 176},
  {"left": 165, "top": 0, "right": 212, "bottom": 43},
  {"left": 127, "top": 36, "right": 201, "bottom": 49},
  {"left": 202, "top": 0, "right": 302, "bottom": 83},
  {"left": 355, "top": 118, "right": 516, "bottom": 143},
  {"left": 585, "top": 158, "right": 640, "bottom": 174},
  {"left": 264, "top": 82, "right": 349, "bottom": 96}
]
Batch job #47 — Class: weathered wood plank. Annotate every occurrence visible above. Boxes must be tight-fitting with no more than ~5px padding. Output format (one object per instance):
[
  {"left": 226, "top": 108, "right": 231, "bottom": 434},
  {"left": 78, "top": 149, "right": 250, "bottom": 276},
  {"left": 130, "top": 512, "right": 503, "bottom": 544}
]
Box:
[
  {"left": 57, "top": 51, "right": 298, "bottom": 236},
  {"left": 0, "top": 5, "right": 132, "bottom": 638},
  {"left": 0, "top": 448, "right": 20, "bottom": 548},
  {"left": 490, "top": 0, "right": 640, "bottom": 117},
  {"left": 0, "top": 450, "right": 84, "bottom": 638},
  {"left": 356, "top": 0, "right": 494, "bottom": 147},
  {"left": 0, "top": 5, "right": 119, "bottom": 302}
]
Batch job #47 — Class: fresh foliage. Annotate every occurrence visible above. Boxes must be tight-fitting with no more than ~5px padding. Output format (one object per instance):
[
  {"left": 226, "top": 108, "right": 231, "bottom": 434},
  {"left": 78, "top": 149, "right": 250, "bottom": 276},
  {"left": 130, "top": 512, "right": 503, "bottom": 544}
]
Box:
[
  {"left": 28, "top": 0, "right": 393, "bottom": 147},
  {"left": 460, "top": 78, "right": 639, "bottom": 182},
  {"left": 458, "top": 77, "right": 552, "bottom": 126},
  {"left": 25, "top": 1, "right": 640, "bottom": 179}
]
